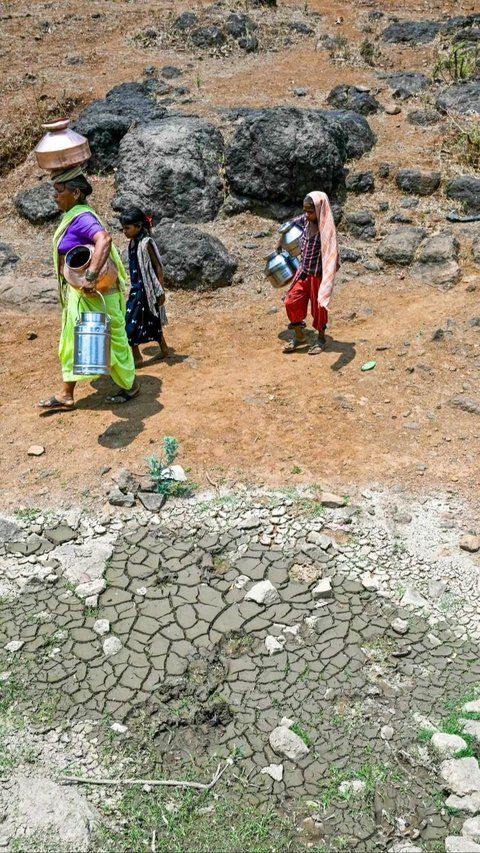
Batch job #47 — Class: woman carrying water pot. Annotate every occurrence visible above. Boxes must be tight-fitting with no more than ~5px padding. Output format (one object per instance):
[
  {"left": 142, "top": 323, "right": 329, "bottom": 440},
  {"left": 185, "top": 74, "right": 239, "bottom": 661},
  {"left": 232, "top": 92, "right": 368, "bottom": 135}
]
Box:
[
  {"left": 38, "top": 166, "right": 139, "bottom": 410},
  {"left": 278, "top": 191, "right": 340, "bottom": 355}
]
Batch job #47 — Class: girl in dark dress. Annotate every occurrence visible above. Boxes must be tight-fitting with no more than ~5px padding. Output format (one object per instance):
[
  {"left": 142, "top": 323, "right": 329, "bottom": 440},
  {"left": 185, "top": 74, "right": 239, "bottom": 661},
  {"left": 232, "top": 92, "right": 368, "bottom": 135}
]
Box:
[{"left": 120, "top": 208, "right": 169, "bottom": 368}]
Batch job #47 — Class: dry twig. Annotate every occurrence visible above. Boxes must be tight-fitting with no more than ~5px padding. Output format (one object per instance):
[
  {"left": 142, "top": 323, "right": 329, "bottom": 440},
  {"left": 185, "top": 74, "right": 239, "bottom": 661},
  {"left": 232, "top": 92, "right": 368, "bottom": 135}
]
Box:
[{"left": 59, "top": 757, "right": 234, "bottom": 790}]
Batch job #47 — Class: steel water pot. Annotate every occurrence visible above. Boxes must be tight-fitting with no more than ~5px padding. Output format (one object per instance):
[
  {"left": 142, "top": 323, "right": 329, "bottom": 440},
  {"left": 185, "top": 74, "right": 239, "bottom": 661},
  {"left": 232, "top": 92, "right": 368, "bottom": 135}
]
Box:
[
  {"left": 73, "top": 291, "right": 111, "bottom": 376},
  {"left": 278, "top": 221, "right": 303, "bottom": 258},
  {"left": 264, "top": 251, "right": 295, "bottom": 288},
  {"left": 34, "top": 119, "right": 91, "bottom": 171}
]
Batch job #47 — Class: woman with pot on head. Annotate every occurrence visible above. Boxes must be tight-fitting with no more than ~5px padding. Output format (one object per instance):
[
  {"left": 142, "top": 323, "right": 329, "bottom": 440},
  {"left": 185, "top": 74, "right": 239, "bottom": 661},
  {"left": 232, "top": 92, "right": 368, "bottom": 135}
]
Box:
[
  {"left": 38, "top": 166, "right": 139, "bottom": 410},
  {"left": 278, "top": 191, "right": 340, "bottom": 355}
]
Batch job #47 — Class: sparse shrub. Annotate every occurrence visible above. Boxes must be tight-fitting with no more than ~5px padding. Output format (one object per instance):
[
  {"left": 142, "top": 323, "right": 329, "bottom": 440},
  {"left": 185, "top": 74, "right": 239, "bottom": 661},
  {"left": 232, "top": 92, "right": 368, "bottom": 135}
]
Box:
[
  {"left": 442, "top": 114, "right": 480, "bottom": 171},
  {"left": 147, "top": 436, "right": 197, "bottom": 499},
  {"left": 360, "top": 39, "right": 379, "bottom": 66},
  {"left": 433, "top": 41, "right": 480, "bottom": 82}
]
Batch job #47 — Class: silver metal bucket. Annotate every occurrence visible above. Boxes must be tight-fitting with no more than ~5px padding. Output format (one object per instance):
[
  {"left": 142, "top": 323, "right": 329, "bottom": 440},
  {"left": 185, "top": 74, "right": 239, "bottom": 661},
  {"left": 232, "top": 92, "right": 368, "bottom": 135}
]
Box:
[
  {"left": 264, "top": 251, "right": 295, "bottom": 288},
  {"left": 73, "top": 291, "right": 111, "bottom": 376},
  {"left": 278, "top": 221, "right": 303, "bottom": 258}
]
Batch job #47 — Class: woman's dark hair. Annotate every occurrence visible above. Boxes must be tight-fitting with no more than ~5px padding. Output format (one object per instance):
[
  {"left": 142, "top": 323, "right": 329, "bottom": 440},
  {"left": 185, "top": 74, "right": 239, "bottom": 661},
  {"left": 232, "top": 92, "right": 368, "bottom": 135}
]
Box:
[
  {"left": 119, "top": 207, "right": 152, "bottom": 236},
  {"left": 64, "top": 174, "right": 93, "bottom": 199}
]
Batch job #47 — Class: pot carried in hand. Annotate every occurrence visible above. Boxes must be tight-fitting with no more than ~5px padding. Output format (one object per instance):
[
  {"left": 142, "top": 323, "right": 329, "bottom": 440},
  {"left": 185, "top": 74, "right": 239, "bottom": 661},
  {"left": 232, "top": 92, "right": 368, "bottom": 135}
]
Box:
[
  {"left": 264, "top": 251, "right": 295, "bottom": 288},
  {"left": 73, "top": 291, "right": 111, "bottom": 376},
  {"left": 64, "top": 245, "right": 118, "bottom": 294},
  {"left": 278, "top": 221, "right": 303, "bottom": 258}
]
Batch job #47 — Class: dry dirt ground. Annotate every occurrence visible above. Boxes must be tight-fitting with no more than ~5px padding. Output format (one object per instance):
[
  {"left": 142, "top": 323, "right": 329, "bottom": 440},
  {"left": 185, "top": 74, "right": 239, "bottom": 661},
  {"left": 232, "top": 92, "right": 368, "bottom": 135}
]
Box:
[{"left": 0, "top": 0, "right": 479, "bottom": 512}]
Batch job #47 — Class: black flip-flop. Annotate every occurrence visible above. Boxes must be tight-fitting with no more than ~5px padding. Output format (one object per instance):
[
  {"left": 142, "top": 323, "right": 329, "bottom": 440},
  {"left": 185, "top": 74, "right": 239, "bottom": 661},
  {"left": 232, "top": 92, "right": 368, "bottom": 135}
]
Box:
[
  {"left": 106, "top": 386, "right": 140, "bottom": 404},
  {"left": 38, "top": 396, "right": 75, "bottom": 411}
]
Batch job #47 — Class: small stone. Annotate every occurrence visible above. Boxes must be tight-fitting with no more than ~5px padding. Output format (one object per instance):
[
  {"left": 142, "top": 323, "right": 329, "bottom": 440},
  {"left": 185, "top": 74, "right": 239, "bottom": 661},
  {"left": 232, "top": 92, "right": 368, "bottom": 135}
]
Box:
[
  {"left": 447, "top": 794, "right": 480, "bottom": 815},
  {"left": 431, "top": 733, "right": 467, "bottom": 758},
  {"left": 306, "top": 531, "right": 332, "bottom": 549},
  {"left": 260, "top": 763, "right": 283, "bottom": 781},
  {"left": 75, "top": 579, "right": 106, "bottom": 599},
  {"left": 391, "top": 618, "right": 409, "bottom": 635},
  {"left": 244, "top": 580, "right": 280, "bottom": 605},
  {"left": 460, "top": 721, "right": 480, "bottom": 744},
  {"left": 361, "top": 571, "right": 379, "bottom": 591},
  {"left": 385, "top": 104, "right": 401, "bottom": 115},
  {"left": 440, "top": 757, "right": 480, "bottom": 796},
  {"left": 4, "top": 640, "right": 24, "bottom": 653},
  {"left": 463, "top": 701, "right": 480, "bottom": 715},
  {"left": 339, "top": 779, "right": 366, "bottom": 795},
  {"left": 265, "top": 635, "right": 284, "bottom": 655},
  {"left": 400, "top": 587, "right": 429, "bottom": 609},
  {"left": 111, "top": 722, "right": 128, "bottom": 734},
  {"left": 102, "top": 636, "right": 123, "bottom": 657},
  {"left": 381, "top": 725, "right": 394, "bottom": 740},
  {"left": 445, "top": 837, "right": 480, "bottom": 853},
  {"left": 462, "top": 817, "right": 480, "bottom": 841},
  {"left": 269, "top": 725, "right": 310, "bottom": 762},
  {"left": 27, "top": 445, "right": 45, "bottom": 457},
  {"left": 137, "top": 492, "right": 167, "bottom": 512},
  {"left": 460, "top": 535, "right": 480, "bottom": 554},
  {"left": 312, "top": 578, "right": 333, "bottom": 599},
  {"left": 320, "top": 492, "right": 346, "bottom": 508},
  {"left": 84, "top": 595, "right": 98, "bottom": 608},
  {"left": 108, "top": 487, "right": 135, "bottom": 507},
  {"left": 233, "top": 575, "right": 249, "bottom": 589},
  {"left": 93, "top": 619, "right": 110, "bottom": 636},
  {"left": 427, "top": 633, "right": 442, "bottom": 647},
  {"left": 135, "top": 586, "right": 147, "bottom": 596},
  {"left": 389, "top": 844, "right": 422, "bottom": 853},
  {"left": 237, "top": 514, "right": 261, "bottom": 530},
  {"left": 0, "top": 671, "right": 12, "bottom": 682}
]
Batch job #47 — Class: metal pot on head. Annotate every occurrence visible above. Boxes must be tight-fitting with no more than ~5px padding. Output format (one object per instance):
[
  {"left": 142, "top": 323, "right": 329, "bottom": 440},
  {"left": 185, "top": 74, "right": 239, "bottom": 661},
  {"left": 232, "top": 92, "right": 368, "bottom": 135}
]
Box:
[
  {"left": 34, "top": 119, "right": 91, "bottom": 171},
  {"left": 264, "top": 251, "right": 295, "bottom": 288},
  {"left": 64, "top": 245, "right": 118, "bottom": 293},
  {"left": 278, "top": 221, "right": 303, "bottom": 258},
  {"left": 73, "top": 291, "right": 111, "bottom": 376}
]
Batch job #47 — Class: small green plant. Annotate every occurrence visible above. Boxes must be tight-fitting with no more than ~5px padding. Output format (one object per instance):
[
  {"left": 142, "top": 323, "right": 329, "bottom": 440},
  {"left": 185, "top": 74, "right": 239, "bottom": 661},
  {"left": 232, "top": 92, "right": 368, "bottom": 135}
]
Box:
[
  {"left": 13, "top": 507, "right": 42, "bottom": 521},
  {"left": 416, "top": 728, "right": 434, "bottom": 743},
  {"left": 291, "top": 465, "right": 302, "bottom": 474},
  {"left": 359, "top": 39, "right": 380, "bottom": 66},
  {"left": 147, "top": 437, "right": 197, "bottom": 499},
  {"left": 290, "top": 722, "right": 312, "bottom": 747},
  {"left": 433, "top": 41, "right": 480, "bottom": 82}
]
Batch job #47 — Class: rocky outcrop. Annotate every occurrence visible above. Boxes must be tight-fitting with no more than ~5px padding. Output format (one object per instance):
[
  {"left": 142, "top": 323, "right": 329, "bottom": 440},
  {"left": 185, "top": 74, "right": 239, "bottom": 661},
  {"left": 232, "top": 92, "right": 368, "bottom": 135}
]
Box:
[
  {"left": 396, "top": 169, "right": 441, "bottom": 196},
  {"left": 153, "top": 221, "right": 237, "bottom": 290},
  {"left": 14, "top": 182, "right": 60, "bottom": 225},
  {"left": 113, "top": 116, "right": 225, "bottom": 222}
]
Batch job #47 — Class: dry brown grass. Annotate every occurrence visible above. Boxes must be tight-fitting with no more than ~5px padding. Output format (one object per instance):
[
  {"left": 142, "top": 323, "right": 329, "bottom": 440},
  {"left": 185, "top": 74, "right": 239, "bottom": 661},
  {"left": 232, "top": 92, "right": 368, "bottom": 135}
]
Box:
[
  {"left": 0, "top": 93, "right": 83, "bottom": 177},
  {"left": 442, "top": 113, "right": 480, "bottom": 172}
]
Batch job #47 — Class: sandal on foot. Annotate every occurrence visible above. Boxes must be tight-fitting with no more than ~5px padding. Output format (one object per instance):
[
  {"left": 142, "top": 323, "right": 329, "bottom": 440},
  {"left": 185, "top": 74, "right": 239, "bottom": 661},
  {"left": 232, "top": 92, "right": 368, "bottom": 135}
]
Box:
[
  {"left": 283, "top": 338, "right": 306, "bottom": 353},
  {"left": 106, "top": 386, "right": 140, "bottom": 404},
  {"left": 38, "top": 396, "right": 75, "bottom": 411},
  {"left": 308, "top": 341, "right": 327, "bottom": 355}
]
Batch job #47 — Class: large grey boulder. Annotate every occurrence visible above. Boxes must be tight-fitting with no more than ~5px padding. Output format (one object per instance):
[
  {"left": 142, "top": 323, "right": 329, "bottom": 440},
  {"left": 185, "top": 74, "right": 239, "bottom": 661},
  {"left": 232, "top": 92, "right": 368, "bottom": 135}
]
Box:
[
  {"left": 411, "top": 233, "right": 460, "bottom": 288},
  {"left": 396, "top": 169, "right": 441, "bottom": 196},
  {"left": 376, "top": 227, "right": 426, "bottom": 265},
  {"left": 446, "top": 175, "right": 480, "bottom": 214},
  {"left": 0, "top": 273, "right": 57, "bottom": 308},
  {"left": 326, "top": 84, "right": 381, "bottom": 115},
  {"left": 153, "top": 221, "right": 237, "bottom": 290},
  {"left": 114, "top": 116, "right": 225, "bottom": 222},
  {"left": 436, "top": 82, "right": 480, "bottom": 116},
  {"left": 14, "top": 182, "right": 60, "bottom": 224},
  {"left": 225, "top": 108, "right": 345, "bottom": 211},
  {"left": 441, "top": 757, "right": 480, "bottom": 797},
  {"left": 381, "top": 20, "right": 441, "bottom": 43},
  {"left": 0, "top": 243, "right": 19, "bottom": 274},
  {"left": 74, "top": 82, "right": 167, "bottom": 172}
]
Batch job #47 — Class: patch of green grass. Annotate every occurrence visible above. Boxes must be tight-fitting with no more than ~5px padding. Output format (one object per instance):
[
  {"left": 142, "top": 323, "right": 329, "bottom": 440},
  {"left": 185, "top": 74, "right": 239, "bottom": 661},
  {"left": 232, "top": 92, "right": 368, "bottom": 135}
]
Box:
[
  {"left": 13, "top": 507, "right": 42, "bottom": 522},
  {"left": 416, "top": 728, "right": 434, "bottom": 743},
  {"left": 10, "top": 831, "right": 74, "bottom": 853},
  {"left": 147, "top": 436, "right": 197, "bottom": 500},
  {"left": 96, "top": 785, "right": 294, "bottom": 853},
  {"left": 290, "top": 466, "right": 302, "bottom": 474},
  {"left": 290, "top": 722, "right": 312, "bottom": 747},
  {"left": 320, "top": 762, "right": 402, "bottom": 809}
]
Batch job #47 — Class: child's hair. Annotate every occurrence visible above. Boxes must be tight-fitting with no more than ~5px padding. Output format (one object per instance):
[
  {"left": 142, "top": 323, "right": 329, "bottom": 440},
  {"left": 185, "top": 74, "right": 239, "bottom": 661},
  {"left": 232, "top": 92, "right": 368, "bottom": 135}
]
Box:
[{"left": 119, "top": 207, "right": 152, "bottom": 235}]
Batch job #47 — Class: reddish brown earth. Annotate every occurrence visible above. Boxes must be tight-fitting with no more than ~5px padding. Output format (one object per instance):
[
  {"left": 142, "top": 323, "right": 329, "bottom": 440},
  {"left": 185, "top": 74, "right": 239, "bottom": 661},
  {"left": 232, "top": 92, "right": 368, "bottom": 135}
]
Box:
[{"left": 0, "top": 0, "right": 479, "bottom": 511}]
